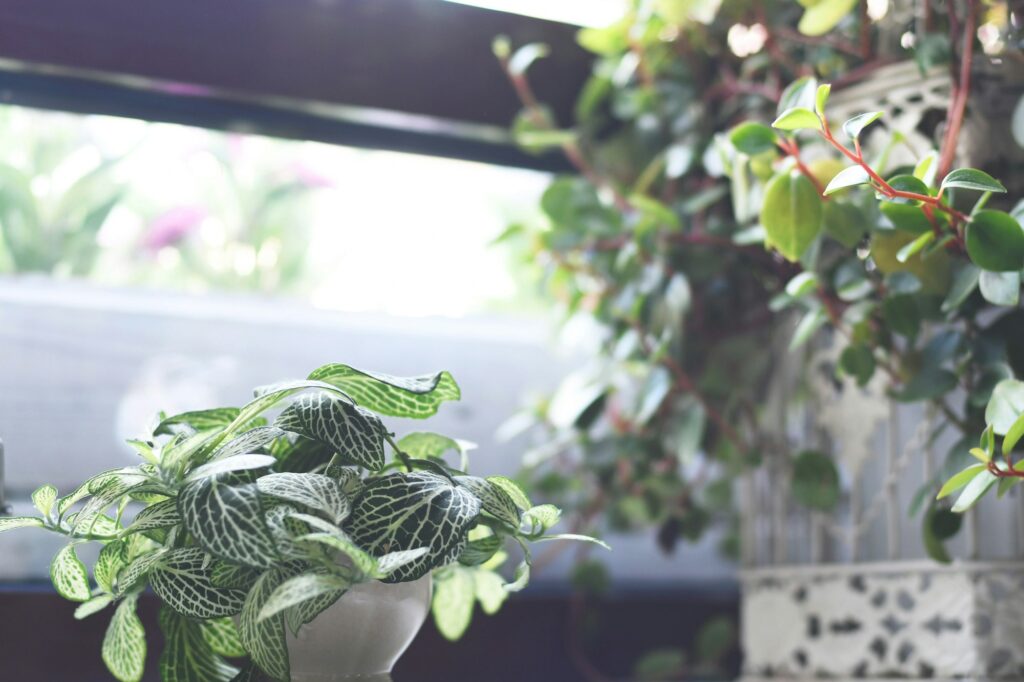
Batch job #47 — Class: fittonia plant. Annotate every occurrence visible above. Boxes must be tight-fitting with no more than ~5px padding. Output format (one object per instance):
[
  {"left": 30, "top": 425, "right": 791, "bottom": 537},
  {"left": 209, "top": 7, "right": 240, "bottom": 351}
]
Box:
[{"left": 0, "top": 363, "right": 605, "bottom": 681}]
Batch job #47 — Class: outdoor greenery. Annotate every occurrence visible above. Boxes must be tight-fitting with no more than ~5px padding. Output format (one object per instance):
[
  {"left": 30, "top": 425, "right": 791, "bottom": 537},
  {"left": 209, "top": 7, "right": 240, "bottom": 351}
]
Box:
[
  {"left": 0, "top": 363, "right": 603, "bottom": 681},
  {"left": 496, "top": 2, "right": 1023, "bottom": 673}
]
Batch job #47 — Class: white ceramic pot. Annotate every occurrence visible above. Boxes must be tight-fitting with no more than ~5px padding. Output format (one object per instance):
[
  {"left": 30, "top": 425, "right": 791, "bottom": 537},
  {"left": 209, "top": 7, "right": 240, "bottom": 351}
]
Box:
[{"left": 286, "top": 575, "right": 432, "bottom": 681}]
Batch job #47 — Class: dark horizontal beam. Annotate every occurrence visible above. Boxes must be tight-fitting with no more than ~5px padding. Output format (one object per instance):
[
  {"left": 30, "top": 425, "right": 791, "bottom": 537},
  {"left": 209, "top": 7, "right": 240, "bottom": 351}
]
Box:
[{"left": 0, "top": 0, "right": 594, "bottom": 170}]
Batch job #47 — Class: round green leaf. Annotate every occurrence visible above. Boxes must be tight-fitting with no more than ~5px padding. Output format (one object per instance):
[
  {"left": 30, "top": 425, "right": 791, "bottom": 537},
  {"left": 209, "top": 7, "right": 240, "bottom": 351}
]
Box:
[
  {"left": 771, "top": 107, "right": 822, "bottom": 132},
  {"left": 729, "top": 122, "right": 778, "bottom": 156},
  {"left": 761, "top": 172, "right": 823, "bottom": 262},
  {"left": 791, "top": 450, "right": 840, "bottom": 511},
  {"left": 798, "top": 0, "right": 858, "bottom": 36},
  {"left": 966, "top": 210, "right": 1024, "bottom": 272}
]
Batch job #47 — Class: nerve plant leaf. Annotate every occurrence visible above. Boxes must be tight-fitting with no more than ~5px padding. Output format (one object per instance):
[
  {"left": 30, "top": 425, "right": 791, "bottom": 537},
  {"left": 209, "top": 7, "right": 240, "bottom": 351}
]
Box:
[
  {"left": 0, "top": 516, "right": 44, "bottom": 533},
  {"left": 102, "top": 595, "right": 146, "bottom": 682},
  {"left": 346, "top": 472, "right": 482, "bottom": 582},
  {"left": 454, "top": 476, "right": 522, "bottom": 529},
  {"left": 257, "top": 473, "right": 350, "bottom": 524},
  {"left": 149, "top": 548, "right": 248, "bottom": 619},
  {"left": 159, "top": 608, "right": 239, "bottom": 682},
  {"left": 276, "top": 391, "right": 385, "bottom": 471},
  {"left": 257, "top": 572, "right": 350, "bottom": 623},
  {"left": 307, "top": 364, "right": 461, "bottom": 419},
  {"left": 179, "top": 475, "right": 279, "bottom": 568},
  {"left": 200, "top": 617, "right": 247, "bottom": 659},
  {"left": 432, "top": 568, "right": 475, "bottom": 641},
  {"left": 240, "top": 569, "right": 291, "bottom": 682},
  {"left": 51, "top": 543, "right": 92, "bottom": 602}
]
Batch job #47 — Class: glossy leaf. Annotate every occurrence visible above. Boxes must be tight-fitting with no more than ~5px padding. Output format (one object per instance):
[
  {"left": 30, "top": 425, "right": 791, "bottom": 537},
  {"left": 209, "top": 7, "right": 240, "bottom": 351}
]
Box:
[
  {"left": 159, "top": 608, "right": 238, "bottom": 682},
  {"left": 728, "top": 122, "right": 777, "bottom": 156},
  {"left": 951, "top": 469, "right": 998, "bottom": 512},
  {"left": 966, "top": 210, "right": 1024, "bottom": 272},
  {"left": 307, "top": 364, "right": 461, "bottom": 419},
  {"left": 178, "top": 476, "right": 279, "bottom": 569},
  {"left": 239, "top": 569, "right": 291, "bottom": 681},
  {"left": 276, "top": 391, "right": 386, "bottom": 471},
  {"left": 257, "top": 473, "right": 350, "bottom": 524},
  {"left": 842, "top": 112, "right": 883, "bottom": 141},
  {"left": 798, "top": 0, "right": 857, "bottom": 36},
  {"left": 979, "top": 270, "right": 1020, "bottom": 307},
  {"left": 0, "top": 516, "right": 44, "bottom": 533},
  {"left": 761, "top": 172, "right": 822, "bottom": 261},
  {"left": 432, "top": 568, "right": 475, "bottom": 641},
  {"left": 823, "top": 165, "right": 870, "bottom": 195},
  {"left": 937, "top": 464, "right": 987, "bottom": 499},
  {"left": 32, "top": 485, "right": 57, "bottom": 517},
  {"left": 940, "top": 168, "right": 1006, "bottom": 194},
  {"left": 987, "top": 379, "right": 1024, "bottom": 435},
  {"left": 257, "top": 572, "right": 350, "bottom": 623},
  {"left": 771, "top": 107, "right": 821, "bottom": 132}
]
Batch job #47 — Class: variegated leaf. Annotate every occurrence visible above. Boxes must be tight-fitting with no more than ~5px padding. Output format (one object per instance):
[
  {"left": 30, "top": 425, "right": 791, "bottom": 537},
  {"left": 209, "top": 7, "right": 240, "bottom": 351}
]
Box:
[
  {"left": 265, "top": 504, "right": 314, "bottom": 560},
  {"left": 102, "top": 595, "right": 146, "bottom": 682},
  {"left": 51, "top": 544, "right": 91, "bottom": 602},
  {"left": 458, "top": 535, "right": 502, "bottom": 566},
  {"left": 325, "top": 465, "right": 364, "bottom": 498},
  {"left": 179, "top": 475, "right": 278, "bottom": 568},
  {"left": 0, "top": 516, "right": 44, "bottom": 532},
  {"left": 257, "top": 473, "right": 349, "bottom": 524},
  {"left": 257, "top": 572, "right": 350, "bottom": 623},
  {"left": 432, "top": 567, "right": 475, "bottom": 641},
  {"left": 186, "top": 454, "right": 276, "bottom": 482},
  {"left": 75, "top": 594, "right": 114, "bottom": 619},
  {"left": 523, "top": 504, "right": 561, "bottom": 533},
  {"left": 32, "top": 484, "right": 58, "bottom": 517},
  {"left": 122, "top": 499, "right": 181, "bottom": 537},
  {"left": 275, "top": 391, "right": 385, "bottom": 472},
  {"left": 155, "top": 407, "right": 241, "bottom": 436},
  {"left": 228, "top": 663, "right": 261, "bottom": 682},
  {"left": 484, "top": 476, "right": 531, "bottom": 511},
  {"left": 160, "top": 430, "right": 220, "bottom": 475},
  {"left": 159, "top": 608, "right": 239, "bottom": 682},
  {"left": 454, "top": 476, "right": 521, "bottom": 529},
  {"left": 73, "top": 475, "right": 149, "bottom": 535},
  {"left": 308, "top": 364, "right": 461, "bottom": 419},
  {"left": 150, "top": 548, "right": 247, "bottom": 619},
  {"left": 345, "top": 472, "right": 481, "bottom": 582},
  {"left": 240, "top": 569, "right": 291, "bottom": 681},
  {"left": 377, "top": 547, "right": 430, "bottom": 576},
  {"left": 95, "top": 541, "right": 126, "bottom": 593},
  {"left": 297, "top": 530, "right": 377, "bottom": 576},
  {"left": 115, "top": 550, "right": 166, "bottom": 597},
  {"left": 58, "top": 468, "right": 147, "bottom": 517},
  {"left": 271, "top": 435, "right": 335, "bottom": 474},
  {"left": 211, "top": 561, "right": 261, "bottom": 590},
  {"left": 284, "top": 586, "right": 345, "bottom": 636},
  {"left": 207, "top": 426, "right": 286, "bottom": 463},
  {"left": 200, "top": 617, "right": 247, "bottom": 658}
]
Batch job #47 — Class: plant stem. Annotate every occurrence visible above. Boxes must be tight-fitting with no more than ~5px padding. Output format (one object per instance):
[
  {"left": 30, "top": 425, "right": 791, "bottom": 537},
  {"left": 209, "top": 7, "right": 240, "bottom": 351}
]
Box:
[{"left": 937, "top": 0, "right": 978, "bottom": 179}]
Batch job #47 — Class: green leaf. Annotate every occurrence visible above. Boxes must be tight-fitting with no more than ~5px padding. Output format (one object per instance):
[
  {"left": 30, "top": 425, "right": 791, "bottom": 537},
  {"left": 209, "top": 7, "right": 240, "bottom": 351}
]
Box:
[
  {"left": 156, "top": 408, "right": 240, "bottom": 436},
  {"left": 777, "top": 77, "right": 818, "bottom": 116},
  {"left": 535, "top": 533, "right": 611, "bottom": 550},
  {"left": 0, "top": 516, "right": 44, "bottom": 533},
  {"left": 377, "top": 548, "right": 430, "bottom": 576},
  {"left": 1003, "top": 413, "right": 1024, "bottom": 457},
  {"left": 51, "top": 544, "right": 92, "bottom": 602},
  {"left": 937, "top": 464, "right": 987, "bottom": 499},
  {"left": 822, "top": 201, "right": 867, "bottom": 247},
  {"left": 987, "top": 379, "right": 1024, "bottom": 435},
  {"left": 896, "top": 231, "right": 935, "bottom": 263},
  {"left": 823, "top": 165, "right": 870, "bottom": 195},
  {"left": 432, "top": 568, "right": 475, "bottom": 641},
  {"left": 922, "top": 506, "right": 958, "bottom": 563},
  {"left": 459, "top": 535, "right": 503, "bottom": 566},
  {"left": 150, "top": 548, "right": 248, "bottom": 619},
  {"left": 298, "top": 530, "right": 378, "bottom": 577},
  {"left": 284, "top": 586, "right": 345, "bottom": 637},
  {"left": 276, "top": 391, "right": 385, "bottom": 471},
  {"left": 94, "top": 542, "right": 126, "bottom": 594},
  {"left": 121, "top": 499, "right": 181, "bottom": 537},
  {"left": 951, "top": 469, "right": 998, "bottom": 512},
  {"left": 454, "top": 476, "right": 521, "bottom": 529},
  {"left": 102, "top": 595, "right": 146, "bottom": 682},
  {"left": 307, "top": 364, "right": 461, "bottom": 419},
  {"left": 634, "top": 648, "right": 686, "bottom": 680},
  {"left": 814, "top": 84, "right": 831, "bottom": 117},
  {"left": 32, "top": 484, "right": 57, "bottom": 517},
  {"left": 842, "top": 112, "right": 883, "bottom": 141},
  {"left": 785, "top": 272, "right": 818, "bottom": 298},
  {"left": 397, "top": 432, "right": 464, "bottom": 459},
  {"left": 771, "top": 107, "right": 821, "bottom": 132},
  {"left": 941, "top": 168, "right": 1007, "bottom": 194},
  {"left": 728, "top": 122, "right": 777, "bottom": 156},
  {"left": 239, "top": 569, "right": 291, "bottom": 681},
  {"left": 941, "top": 264, "right": 980, "bottom": 312},
  {"left": 179, "top": 475, "right": 279, "bottom": 568},
  {"left": 159, "top": 608, "right": 239, "bottom": 682},
  {"left": 762, "top": 172, "right": 823, "bottom": 261},
  {"left": 798, "top": 0, "right": 858, "bottom": 36},
  {"left": 966, "top": 210, "right": 1024, "bottom": 271},
  {"left": 914, "top": 151, "right": 940, "bottom": 186},
  {"left": 474, "top": 570, "right": 508, "bottom": 614},
  {"left": 257, "top": 572, "right": 350, "bottom": 623},
  {"left": 346, "top": 472, "right": 482, "bottom": 582},
  {"left": 484, "top": 476, "right": 532, "bottom": 511},
  {"left": 979, "top": 270, "right": 1020, "bottom": 306},
  {"left": 206, "top": 427, "right": 286, "bottom": 464},
  {"left": 881, "top": 201, "right": 933, "bottom": 235},
  {"left": 791, "top": 451, "right": 840, "bottom": 511},
  {"left": 522, "top": 504, "right": 562, "bottom": 532},
  {"left": 187, "top": 454, "right": 277, "bottom": 482},
  {"left": 790, "top": 307, "right": 828, "bottom": 350},
  {"left": 75, "top": 594, "right": 114, "bottom": 620},
  {"left": 200, "top": 618, "right": 247, "bottom": 659},
  {"left": 505, "top": 559, "right": 530, "bottom": 593},
  {"left": 839, "top": 344, "right": 876, "bottom": 386},
  {"left": 258, "top": 473, "right": 349, "bottom": 524},
  {"left": 115, "top": 550, "right": 166, "bottom": 597}
]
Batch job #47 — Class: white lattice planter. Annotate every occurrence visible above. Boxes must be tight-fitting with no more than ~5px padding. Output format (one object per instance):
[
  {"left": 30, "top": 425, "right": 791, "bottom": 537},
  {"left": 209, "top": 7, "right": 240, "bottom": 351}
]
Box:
[{"left": 741, "top": 561, "right": 1024, "bottom": 680}]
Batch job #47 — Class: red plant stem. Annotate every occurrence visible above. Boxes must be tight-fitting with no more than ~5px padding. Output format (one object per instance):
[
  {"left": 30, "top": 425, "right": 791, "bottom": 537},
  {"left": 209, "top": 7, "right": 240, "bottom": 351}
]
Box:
[
  {"left": 989, "top": 461, "right": 1024, "bottom": 478},
  {"left": 859, "top": 0, "right": 872, "bottom": 59},
  {"left": 937, "top": 0, "right": 978, "bottom": 179},
  {"left": 779, "top": 138, "right": 826, "bottom": 195}
]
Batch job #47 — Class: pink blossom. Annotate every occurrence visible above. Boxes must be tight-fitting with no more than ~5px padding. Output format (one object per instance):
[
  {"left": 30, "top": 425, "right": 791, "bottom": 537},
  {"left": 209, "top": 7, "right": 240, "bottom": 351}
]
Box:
[{"left": 142, "top": 206, "right": 207, "bottom": 252}]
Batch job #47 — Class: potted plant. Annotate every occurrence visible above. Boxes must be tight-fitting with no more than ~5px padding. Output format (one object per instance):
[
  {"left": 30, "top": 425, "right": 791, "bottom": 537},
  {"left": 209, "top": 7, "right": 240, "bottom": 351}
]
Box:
[
  {"left": 0, "top": 362, "right": 604, "bottom": 681},
  {"left": 493, "top": 0, "right": 1024, "bottom": 678}
]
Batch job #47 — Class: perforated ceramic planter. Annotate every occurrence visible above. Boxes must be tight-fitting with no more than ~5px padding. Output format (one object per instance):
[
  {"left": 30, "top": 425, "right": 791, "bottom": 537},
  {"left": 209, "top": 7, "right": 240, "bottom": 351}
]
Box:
[{"left": 740, "top": 561, "right": 1024, "bottom": 681}]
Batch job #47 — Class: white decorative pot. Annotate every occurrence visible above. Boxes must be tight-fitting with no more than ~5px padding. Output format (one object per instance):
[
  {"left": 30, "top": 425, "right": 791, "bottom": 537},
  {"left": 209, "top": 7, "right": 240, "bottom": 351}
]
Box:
[
  {"left": 286, "top": 575, "right": 432, "bottom": 681},
  {"left": 740, "top": 561, "right": 1024, "bottom": 681}
]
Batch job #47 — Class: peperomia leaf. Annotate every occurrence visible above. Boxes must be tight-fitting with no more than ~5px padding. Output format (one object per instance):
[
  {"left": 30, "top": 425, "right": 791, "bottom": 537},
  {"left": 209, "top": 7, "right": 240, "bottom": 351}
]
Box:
[
  {"left": 307, "top": 364, "right": 461, "bottom": 419},
  {"left": 51, "top": 544, "right": 92, "bottom": 602},
  {"left": 979, "top": 270, "right": 1020, "bottom": 307},
  {"left": 966, "top": 210, "right": 1024, "bottom": 272},
  {"left": 346, "top": 472, "right": 482, "bottom": 582},
  {"left": 239, "top": 569, "right": 291, "bottom": 682},
  {"left": 178, "top": 475, "right": 279, "bottom": 568},
  {"left": 798, "top": 0, "right": 857, "bottom": 36},
  {"left": 258, "top": 473, "right": 350, "bottom": 524},
  {"left": 159, "top": 608, "right": 239, "bottom": 682},
  {"left": 987, "top": 379, "right": 1024, "bottom": 435},
  {"left": 842, "top": 112, "right": 883, "bottom": 141},
  {"left": 102, "top": 595, "right": 146, "bottom": 682},
  {"left": 761, "top": 172, "right": 822, "bottom": 261},
  {"left": 728, "top": 122, "right": 777, "bottom": 156},
  {"left": 276, "top": 391, "right": 385, "bottom": 471},
  {"left": 149, "top": 548, "right": 248, "bottom": 619},
  {"left": 771, "top": 107, "right": 821, "bottom": 132},
  {"left": 940, "top": 168, "right": 1006, "bottom": 194},
  {"left": 823, "top": 165, "right": 870, "bottom": 195}
]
